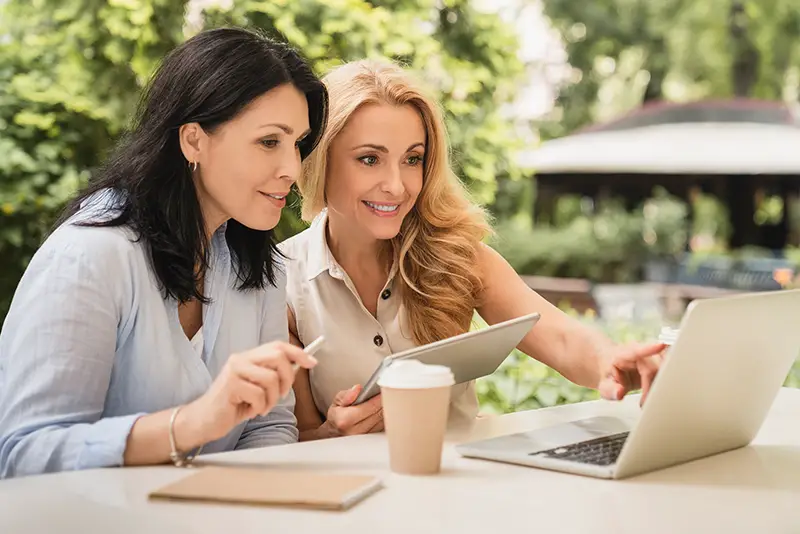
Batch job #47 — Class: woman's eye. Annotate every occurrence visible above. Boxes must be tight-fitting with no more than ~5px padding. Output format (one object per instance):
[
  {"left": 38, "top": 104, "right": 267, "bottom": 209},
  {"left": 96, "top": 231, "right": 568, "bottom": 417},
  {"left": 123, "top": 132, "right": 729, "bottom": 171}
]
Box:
[
  {"left": 358, "top": 155, "right": 379, "bottom": 166},
  {"left": 407, "top": 155, "right": 423, "bottom": 166},
  {"left": 261, "top": 139, "right": 279, "bottom": 148}
]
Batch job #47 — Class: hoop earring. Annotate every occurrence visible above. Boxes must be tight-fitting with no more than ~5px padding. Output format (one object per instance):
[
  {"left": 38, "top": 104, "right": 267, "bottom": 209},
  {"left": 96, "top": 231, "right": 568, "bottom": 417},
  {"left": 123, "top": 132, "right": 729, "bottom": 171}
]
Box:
[{"left": 191, "top": 161, "right": 198, "bottom": 172}]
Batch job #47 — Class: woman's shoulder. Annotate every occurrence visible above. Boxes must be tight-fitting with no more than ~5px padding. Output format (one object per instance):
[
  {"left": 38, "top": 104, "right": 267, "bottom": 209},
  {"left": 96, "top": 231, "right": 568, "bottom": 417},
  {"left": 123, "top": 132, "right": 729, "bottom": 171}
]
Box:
[
  {"left": 36, "top": 191, "right": 144, "bottom": 278},
  {"left": 277, "top": 226, "right": 314, "bottom": 270},
  {"left": 278, "top": 209, "right": 328, "bottom": 268},
  {"left": 275, "top": 225, "right": 320, "bottom": 311},
  {"left": 8, "top": 215, "right": 145, "bottom": 329},
  {"left": 34, "top": 222, "right": 142, "bottom": 287}
]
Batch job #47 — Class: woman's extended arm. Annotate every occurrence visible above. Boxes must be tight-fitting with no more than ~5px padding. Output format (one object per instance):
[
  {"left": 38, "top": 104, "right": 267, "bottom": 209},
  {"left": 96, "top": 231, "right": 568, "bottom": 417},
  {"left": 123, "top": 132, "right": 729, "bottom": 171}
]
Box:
[{"left": 475, "top": 244, "right": 664, "bottom": 401}]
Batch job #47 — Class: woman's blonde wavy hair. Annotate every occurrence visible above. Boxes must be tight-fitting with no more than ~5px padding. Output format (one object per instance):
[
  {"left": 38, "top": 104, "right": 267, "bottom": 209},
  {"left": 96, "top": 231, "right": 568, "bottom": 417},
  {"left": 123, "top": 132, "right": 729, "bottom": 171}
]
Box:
[{"left": 298, "top": 59, "right": 491, "bottom": 345}]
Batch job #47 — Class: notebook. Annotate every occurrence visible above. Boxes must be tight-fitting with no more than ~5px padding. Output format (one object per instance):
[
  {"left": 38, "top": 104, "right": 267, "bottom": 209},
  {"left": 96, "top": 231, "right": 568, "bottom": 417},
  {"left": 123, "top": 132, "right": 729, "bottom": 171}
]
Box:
[{"left": 149, "top": 466, "right": 383, "bottom": 511}]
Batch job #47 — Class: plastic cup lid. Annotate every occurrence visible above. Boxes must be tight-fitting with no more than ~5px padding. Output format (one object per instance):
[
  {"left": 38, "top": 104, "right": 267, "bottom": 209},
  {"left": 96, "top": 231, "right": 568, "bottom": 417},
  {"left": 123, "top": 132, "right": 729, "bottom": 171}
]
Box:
[{"left": 377, "top": 359, "right": 455, "bottom": 389}]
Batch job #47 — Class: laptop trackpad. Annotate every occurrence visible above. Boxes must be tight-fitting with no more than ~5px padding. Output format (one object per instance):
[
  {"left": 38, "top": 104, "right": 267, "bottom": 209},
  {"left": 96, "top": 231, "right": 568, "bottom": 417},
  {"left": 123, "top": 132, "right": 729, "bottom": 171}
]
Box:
[{"left": 465, "top": 416, "right": 633, "bottom": 454}]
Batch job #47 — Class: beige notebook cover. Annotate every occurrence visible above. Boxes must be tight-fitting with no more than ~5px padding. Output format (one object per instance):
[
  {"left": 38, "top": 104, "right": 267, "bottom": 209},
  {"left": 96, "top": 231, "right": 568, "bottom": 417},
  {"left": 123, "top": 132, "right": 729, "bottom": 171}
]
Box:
[{"left": 149, "top": 466, "right": 382, "bottom": 511}]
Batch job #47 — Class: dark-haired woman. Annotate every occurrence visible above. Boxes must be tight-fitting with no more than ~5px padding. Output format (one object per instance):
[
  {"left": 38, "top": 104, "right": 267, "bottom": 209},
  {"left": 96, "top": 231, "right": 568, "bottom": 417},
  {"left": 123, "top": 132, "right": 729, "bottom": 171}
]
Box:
[{"left": 0, "top": 27, "right": 328, "bottom": 478}]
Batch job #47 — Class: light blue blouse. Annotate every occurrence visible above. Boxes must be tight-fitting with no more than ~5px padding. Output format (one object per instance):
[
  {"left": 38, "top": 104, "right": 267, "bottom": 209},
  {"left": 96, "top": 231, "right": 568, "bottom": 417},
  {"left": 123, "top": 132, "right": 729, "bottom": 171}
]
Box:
[{"left": 0, "top": 194, "right": 297, "bottom": 478}]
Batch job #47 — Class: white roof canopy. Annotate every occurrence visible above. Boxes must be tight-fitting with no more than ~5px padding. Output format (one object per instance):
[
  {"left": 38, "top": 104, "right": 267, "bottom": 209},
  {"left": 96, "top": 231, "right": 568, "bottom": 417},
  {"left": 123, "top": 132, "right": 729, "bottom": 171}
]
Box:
[{"left": 519, "top": 122, "right": 800, "bottom": 175}]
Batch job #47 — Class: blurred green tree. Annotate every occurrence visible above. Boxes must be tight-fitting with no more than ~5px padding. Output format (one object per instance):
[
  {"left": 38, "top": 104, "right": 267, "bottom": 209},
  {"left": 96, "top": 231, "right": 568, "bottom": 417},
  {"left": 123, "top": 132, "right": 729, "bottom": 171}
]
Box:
[
  {"left": 540, "top": 0, "right": 800, "bottom": 138},
  {"left": 0, "top": 0, "right": 189, "bottom": 324},
  {"left": 0, "top": 0, "right": 527, "bottom": 325}
]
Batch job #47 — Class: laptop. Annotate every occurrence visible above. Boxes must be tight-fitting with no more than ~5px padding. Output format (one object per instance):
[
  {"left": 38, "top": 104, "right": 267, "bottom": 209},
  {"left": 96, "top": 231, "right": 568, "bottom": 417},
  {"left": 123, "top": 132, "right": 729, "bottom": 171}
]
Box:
[
  {"left": 455, "top": 289, "right": 800, "bottom": 479},
  {"left": 353, "top": 312, "right": 541, "bottom": 405}
]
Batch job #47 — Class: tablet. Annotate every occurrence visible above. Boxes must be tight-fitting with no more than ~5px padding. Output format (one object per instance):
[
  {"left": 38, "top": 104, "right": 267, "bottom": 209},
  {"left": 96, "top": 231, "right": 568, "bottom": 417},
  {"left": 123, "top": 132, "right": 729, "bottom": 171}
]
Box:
[{"left": 352, "top": 312, "right": 541, "bottom": 405}]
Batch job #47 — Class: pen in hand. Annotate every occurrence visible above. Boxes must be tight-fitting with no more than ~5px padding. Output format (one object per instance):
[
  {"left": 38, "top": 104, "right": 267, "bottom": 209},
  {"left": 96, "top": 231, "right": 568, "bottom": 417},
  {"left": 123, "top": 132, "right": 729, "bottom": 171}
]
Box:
[{"left": 294, "top": 335, "right": 325, "bottom": 372}]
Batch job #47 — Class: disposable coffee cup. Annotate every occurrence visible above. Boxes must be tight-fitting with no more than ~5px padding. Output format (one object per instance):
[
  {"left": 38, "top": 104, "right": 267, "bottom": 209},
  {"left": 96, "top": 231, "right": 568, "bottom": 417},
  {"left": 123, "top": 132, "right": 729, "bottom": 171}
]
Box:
[{"left": 378, "top": 359, "right": 455, "bottom": 475}]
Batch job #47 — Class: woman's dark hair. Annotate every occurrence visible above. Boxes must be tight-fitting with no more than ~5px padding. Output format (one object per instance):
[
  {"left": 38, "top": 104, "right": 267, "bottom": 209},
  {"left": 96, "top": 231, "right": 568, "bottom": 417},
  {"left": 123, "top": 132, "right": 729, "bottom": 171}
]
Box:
[{"left": 58, "top": 27, "right": 328, "bottom": 303}]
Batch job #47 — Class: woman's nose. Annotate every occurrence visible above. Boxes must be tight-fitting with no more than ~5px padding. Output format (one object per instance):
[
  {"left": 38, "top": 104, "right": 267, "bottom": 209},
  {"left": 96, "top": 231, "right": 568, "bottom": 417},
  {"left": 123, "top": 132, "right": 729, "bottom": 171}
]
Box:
[
  {"left": 278, "top": 147, "right": 302, "bottom": 182},
  {"left": 382, "top": 166, "right": 405, "bottom": 196}
]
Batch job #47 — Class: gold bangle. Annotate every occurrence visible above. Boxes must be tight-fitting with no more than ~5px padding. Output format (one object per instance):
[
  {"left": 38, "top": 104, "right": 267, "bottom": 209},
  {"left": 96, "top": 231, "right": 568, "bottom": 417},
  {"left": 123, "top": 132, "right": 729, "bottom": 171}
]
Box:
[{"left": 168, "top": 406, "right": 202, "bottom": 467}]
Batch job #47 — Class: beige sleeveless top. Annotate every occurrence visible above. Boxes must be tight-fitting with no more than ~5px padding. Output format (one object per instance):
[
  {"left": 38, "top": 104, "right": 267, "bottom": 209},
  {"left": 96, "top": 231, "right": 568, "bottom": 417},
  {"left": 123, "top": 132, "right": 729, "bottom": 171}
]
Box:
[{"left": 279, "top": 210, "right": 478, "bottom": 422}]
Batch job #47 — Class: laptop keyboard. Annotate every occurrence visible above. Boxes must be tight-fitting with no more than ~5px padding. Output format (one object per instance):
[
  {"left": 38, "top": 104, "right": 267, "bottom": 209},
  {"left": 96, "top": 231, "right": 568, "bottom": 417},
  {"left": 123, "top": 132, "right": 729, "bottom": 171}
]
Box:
[{"left": 529, "top": 431, "right": 629, "bottom": 466}]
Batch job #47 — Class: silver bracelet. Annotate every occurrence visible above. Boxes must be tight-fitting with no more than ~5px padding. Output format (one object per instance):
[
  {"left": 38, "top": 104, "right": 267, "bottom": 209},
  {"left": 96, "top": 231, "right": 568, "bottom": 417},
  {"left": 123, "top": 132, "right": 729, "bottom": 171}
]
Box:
[{"left": 168, "top": 406, "right": 202, "bottom": 467}]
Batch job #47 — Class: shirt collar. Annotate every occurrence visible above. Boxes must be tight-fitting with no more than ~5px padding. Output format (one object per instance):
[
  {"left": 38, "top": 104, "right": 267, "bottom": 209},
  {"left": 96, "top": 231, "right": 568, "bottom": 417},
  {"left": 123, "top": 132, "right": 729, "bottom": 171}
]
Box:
[
  {"left": 306, "top": 209, "right": 339, "bottom": 281},
  {"left": 305, "top": 208, "right": 399, "bottom": 285},
  {"left": 210, "top": 220, "right": 230, "bottom": 261}
]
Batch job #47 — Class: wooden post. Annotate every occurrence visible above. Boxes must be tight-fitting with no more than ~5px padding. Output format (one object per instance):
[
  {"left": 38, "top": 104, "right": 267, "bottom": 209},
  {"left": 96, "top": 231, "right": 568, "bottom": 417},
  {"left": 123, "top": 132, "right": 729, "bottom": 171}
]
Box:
[
  {"left": 533, "top": 176, "right": 556, "bottom": 226},
  {"left": 727, "top": 175, "right": 758, "bottom": 248},
  {"left": 780, "top": 179, "right": 792, "bottom": 249}
]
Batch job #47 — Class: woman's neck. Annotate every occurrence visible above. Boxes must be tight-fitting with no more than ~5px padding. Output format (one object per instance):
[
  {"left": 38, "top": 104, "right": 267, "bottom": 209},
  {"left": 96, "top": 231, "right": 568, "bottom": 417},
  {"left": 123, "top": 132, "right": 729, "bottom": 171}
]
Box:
[
  {"left": 201, "top": 205, "right": 227, "bottom": 241},
  {"left": 194, "top": 177, "right": 228, "bottom": 240},
  {"left": 325, "top": 212, "right": 390, "bottom": 280}
]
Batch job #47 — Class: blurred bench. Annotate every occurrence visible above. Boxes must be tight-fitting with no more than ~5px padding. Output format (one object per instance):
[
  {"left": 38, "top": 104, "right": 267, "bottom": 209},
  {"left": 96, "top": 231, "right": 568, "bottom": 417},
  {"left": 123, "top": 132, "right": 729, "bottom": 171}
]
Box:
[
  {"left": 518, "top": 275, "right": 596, "bottom": 313},
  {"left": 520, "top": 275, "right": 747, "bottom": 321}
]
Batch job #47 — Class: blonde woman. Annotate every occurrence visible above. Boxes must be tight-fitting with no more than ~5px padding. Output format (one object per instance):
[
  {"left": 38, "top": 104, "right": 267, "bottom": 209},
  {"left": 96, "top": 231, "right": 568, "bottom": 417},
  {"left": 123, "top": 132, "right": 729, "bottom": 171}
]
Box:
[{"left": 280, "top": 59, "right": 666, "bottom": 441}]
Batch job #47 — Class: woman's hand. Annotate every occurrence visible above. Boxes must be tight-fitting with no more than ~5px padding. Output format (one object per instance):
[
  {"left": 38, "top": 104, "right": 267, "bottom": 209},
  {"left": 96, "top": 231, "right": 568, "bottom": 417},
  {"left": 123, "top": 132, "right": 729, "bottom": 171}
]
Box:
[
  {"left": 176, "top": 341, "right": 318, "bottom": 449},
  {"left": 319, "top": 385, "right": 384, "bottom": 439},
  {"left": 597, "top": 342, "right": 668, "bottom": 405}
]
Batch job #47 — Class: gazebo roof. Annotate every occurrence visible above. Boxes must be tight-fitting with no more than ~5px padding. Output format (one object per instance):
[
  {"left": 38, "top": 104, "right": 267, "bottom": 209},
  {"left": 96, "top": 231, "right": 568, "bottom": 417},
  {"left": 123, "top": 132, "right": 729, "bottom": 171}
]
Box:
[{"left": 520, "top": 100, "right": 800, "bottom": 175}]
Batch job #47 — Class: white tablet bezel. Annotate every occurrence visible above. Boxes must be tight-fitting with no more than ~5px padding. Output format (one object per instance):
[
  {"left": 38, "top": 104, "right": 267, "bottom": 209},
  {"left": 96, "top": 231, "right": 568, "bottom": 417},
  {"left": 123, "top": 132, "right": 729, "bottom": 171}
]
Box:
[{"left": 352, "top": 312, "right": 541, "bottom": 405}]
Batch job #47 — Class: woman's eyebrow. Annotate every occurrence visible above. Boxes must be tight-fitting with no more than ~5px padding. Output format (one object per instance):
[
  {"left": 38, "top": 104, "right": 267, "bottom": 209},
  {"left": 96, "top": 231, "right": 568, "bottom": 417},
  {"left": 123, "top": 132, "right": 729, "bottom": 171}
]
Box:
[
  {"left": 351, "top": 143, "right": 388, "bottom": 152},
  {"left": 350, "top": 142, "right": 426, "bottom": 152},
  {"left": 258, "top": 123, "right": 294, "bottom": 134}
]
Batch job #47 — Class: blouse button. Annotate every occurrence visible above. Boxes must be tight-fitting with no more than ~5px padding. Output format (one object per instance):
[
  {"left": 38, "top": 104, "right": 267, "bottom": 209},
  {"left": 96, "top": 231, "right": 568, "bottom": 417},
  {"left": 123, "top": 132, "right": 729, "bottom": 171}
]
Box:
[
  {"left": 381, "top": 288, "right": 392, "bottom": 300},
  {"left": 373, "top": 334, "right": 384, "bottom": 347}
]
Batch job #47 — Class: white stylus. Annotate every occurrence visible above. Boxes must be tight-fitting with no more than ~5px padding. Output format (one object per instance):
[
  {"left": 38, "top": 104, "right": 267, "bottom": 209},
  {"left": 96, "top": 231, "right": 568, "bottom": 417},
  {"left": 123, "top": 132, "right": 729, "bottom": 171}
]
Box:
[{"left": 293, "top": 335, "right": 324, "bottom": 371}]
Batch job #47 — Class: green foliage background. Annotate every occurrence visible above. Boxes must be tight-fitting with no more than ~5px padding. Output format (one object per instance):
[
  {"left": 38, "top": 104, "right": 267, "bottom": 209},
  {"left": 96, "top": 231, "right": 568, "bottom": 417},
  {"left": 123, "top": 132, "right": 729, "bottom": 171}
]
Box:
[
  {"left": 2, "top": 0, "right": 799, "bottom": 411},
  {"left": 478, "top": 308, "right": 800, "bottom": 414},
  {"left": 5, "top": 0, "right": 800, "bottom": 321},
  {"left": 0, "top": 0, "right": 527, "bottom": 325},
  {"left": 539, "top": 0, "right": 800, "bottom": 139}
]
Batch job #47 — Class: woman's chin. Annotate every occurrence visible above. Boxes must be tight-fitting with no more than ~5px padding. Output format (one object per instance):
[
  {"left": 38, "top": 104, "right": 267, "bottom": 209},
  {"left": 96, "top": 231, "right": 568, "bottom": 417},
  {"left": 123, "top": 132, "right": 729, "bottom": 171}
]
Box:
[
  {"left": 236, "top": 211, "right": 282, "bottom": 232},
  {"left": 368, "top": 221, "right": 404, "bottom": 241}
]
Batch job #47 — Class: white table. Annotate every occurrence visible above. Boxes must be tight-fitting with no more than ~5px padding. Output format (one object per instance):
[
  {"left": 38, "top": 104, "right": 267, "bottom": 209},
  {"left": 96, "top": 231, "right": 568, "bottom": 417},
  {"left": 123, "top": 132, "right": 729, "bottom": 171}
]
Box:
[{"left": 2, "top": 388, "right": 799, "bottom": 534}]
